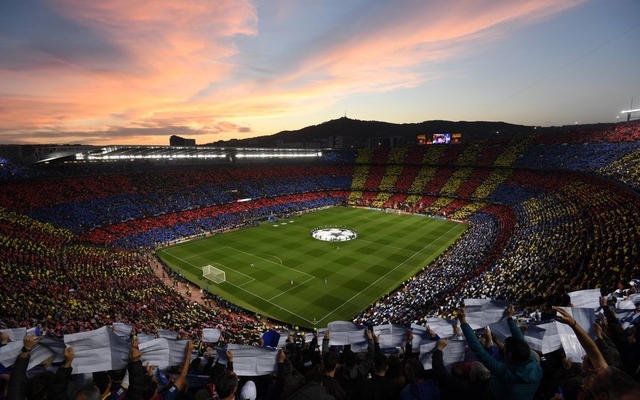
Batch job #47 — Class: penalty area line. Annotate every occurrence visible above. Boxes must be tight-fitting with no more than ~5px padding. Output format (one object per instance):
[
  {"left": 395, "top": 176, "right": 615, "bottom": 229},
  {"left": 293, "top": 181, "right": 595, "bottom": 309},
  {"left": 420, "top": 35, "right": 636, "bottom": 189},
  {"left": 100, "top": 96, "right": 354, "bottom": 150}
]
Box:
[{"left": 222, "top": 279, "right": 317, "bottom": 325}]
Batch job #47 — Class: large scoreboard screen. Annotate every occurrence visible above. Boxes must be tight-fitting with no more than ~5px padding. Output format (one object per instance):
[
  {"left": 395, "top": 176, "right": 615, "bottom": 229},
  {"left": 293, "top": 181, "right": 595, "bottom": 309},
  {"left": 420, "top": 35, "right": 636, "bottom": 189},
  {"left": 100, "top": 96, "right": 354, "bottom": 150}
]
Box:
[{"left": 417, "top": 132, "right": 463, "bottom": 145}]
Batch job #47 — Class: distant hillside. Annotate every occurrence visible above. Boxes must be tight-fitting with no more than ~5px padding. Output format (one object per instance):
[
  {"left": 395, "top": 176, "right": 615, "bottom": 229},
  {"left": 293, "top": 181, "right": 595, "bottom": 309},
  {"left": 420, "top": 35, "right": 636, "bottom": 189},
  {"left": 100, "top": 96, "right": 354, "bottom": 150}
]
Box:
[
  {"left": 274, "top": 117, "right": 537, "bottom": 140},
  {"left": 206, "top": 117, "right": 545, "bottom": 147}
]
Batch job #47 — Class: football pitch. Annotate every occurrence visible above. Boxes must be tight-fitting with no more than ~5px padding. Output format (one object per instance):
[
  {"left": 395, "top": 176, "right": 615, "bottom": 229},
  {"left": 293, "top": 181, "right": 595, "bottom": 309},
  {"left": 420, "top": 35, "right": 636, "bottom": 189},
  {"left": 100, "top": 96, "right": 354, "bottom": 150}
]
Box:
[{"left": 156, "top": 207, "right": 467, "bottom": 328}]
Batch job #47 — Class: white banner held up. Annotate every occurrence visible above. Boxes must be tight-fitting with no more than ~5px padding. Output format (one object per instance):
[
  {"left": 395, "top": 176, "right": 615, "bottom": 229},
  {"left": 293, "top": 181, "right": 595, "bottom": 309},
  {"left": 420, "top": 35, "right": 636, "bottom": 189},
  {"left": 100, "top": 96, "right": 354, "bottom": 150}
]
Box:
[
  {"left": 64, "top": 326, "right": 130, "bottom": 374},
  {"left": 418, "top": 340, "right": 466, "bottom": 369},
  {"left": 373, "top": 324, "right": 407, "bottom": 350},
  {"left": 217, "top": 344, "right": 278, "bottom": 376},
  {"left": 463, "top": 299, "right": 510, "bottom": 330},
  {"left": 139, "top": 338, "right": 172, "bottom": 369},
  {"left": 568, "top": 289, "right": 601, "bottom": 310},
  {"left": 326, "top": 321, "right": 367, "bottom": 346}
]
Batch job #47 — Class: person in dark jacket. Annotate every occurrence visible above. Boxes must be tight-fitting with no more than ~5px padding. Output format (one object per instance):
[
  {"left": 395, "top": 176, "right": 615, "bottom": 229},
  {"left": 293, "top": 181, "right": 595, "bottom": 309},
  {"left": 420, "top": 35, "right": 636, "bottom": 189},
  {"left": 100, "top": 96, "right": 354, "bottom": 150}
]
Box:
[
  {"left": 121, "top": 338, "right": 146, "bottom": 400},
  {"left": 457, "top": 306, "right": 542, "bottom": 400},
  {"left": 431, "top": 339, "right": 490, "bottom": 400},
  {"left": 288, "top": 367, "right": 334, "bottom": 400},
  {"left": 28, "top": 346, "right": 75, "bottom": 400},
  {"left": 266, "top": 348, "right": 304, "bottom": 400},
  {"left": 400, "top": 359, "right": 441, "bottom": 400},
  {"left": 353, "top": 353, "right": 401, "bottom": 400},
  {"left": 320, "top": 351, "right": 346, "bottom": 400},
  {"left": 334, "top": 330, "right": 375, "bottom": 398},
  {"left": 6, "top": 334, "right": 37, "bottom": 400},
  {"left": 214, "top": 370, "right": 239, "bottom": 400},
  {"left": 195, "top": 348, "right": 234, "bottom": 400}
]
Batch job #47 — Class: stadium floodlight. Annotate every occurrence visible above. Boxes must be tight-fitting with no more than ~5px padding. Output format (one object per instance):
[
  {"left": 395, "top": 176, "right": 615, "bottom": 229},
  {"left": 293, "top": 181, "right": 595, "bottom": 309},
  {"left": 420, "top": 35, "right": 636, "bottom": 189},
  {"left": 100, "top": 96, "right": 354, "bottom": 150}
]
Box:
[{"left": 202, "top": 265, "right": 226, "bottom": 284}]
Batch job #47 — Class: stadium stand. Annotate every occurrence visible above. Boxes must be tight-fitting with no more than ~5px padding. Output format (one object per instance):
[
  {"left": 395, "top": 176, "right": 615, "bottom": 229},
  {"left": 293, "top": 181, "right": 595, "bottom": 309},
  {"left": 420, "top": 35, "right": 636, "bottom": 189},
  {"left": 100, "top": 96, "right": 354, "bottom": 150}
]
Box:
[{"left": 0, "top": 121, "right": 639, "bottom": 399}]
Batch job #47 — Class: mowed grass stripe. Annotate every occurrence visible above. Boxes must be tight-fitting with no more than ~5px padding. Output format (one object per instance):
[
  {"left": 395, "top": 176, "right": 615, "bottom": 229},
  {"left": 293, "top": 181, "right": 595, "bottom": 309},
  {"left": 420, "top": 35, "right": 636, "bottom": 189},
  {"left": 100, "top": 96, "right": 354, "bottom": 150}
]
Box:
[{"left": 156, "top": 207, "right": 467, "bottom": 328}]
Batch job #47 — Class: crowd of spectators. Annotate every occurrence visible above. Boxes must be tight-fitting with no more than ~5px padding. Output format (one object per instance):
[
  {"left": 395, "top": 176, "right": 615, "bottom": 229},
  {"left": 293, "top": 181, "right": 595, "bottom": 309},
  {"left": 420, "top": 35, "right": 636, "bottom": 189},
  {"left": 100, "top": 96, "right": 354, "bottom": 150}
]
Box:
[
  {"left": 0, "top": 165, "right": 354, "bottom": 236},
  {"left": 0, "top": 210, "right": 274, "bottom": 345},
  {"left": 1, "top": 124, "right": 637, "bottom": 323},
  {"left": 4, "top": 299, "right": 640, "bottom": 399},
  {"left": 356, "top": 168, "right": 639, "bottom": 324},
  {"left": 77, "top": 192, "right": 346, "bottom": 248}
]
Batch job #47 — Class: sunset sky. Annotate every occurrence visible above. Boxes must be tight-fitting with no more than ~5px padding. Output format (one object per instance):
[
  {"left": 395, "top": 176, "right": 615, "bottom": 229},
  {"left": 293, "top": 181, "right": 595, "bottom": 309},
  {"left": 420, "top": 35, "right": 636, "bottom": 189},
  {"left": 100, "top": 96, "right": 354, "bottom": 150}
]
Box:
[{"left": 1, "top": 0, "right": 639, "bottom": 145}]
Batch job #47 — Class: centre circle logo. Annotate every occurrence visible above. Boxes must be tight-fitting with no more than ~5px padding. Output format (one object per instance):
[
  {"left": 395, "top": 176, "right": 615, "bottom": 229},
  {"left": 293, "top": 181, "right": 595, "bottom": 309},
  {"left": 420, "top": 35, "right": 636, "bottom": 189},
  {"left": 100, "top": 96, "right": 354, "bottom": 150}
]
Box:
[{"left": 311, "top": 227, "right": 358, "bottom": 242}]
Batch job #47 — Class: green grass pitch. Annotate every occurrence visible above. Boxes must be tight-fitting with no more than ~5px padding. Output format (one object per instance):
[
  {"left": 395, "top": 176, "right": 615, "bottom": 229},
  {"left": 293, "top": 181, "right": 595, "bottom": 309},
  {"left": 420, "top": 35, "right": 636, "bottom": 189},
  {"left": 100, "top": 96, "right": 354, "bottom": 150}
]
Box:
[{"left": 156, "top": 207, "right": 467, "bottom": 328}]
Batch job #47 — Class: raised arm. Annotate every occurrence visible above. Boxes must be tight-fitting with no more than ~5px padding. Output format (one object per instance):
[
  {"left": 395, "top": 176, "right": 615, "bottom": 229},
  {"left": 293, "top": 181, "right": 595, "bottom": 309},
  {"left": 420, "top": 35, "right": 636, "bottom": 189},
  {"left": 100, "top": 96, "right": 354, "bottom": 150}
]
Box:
[
  {"left": 48, "top": 346, "right": 75, "bottom": 400},
  {"left": 431, "top": 339, "right": 450, "bottom": 381},
  {"left": 225, "top": 349, "right": 234, "bottom": 371},
  {"left": 506, "top": 305, "right": 525, "bottom": 341},
  {"left": 322, "top": 330, "right": 330, "bottom": 354},
  {"left": 457, "top": 308, "right": 506, "bottom": 375},
  {"left": 427, "top": 325, "right": 441, "bottom": 341},
  {"left": 7, "top": 334, "right": 41, "bottom": 400},
  {"left": 124, "top": 339, "right": 145, "bottom": 400},
  {"left": 173, "top": 341, "right": 195, "bottom": 392},
  {"left": 553, "top": 306, "right": 607, "bottom": 370},
  {"left": 404, "top": 331, "right": 414, "bottom": 361}
]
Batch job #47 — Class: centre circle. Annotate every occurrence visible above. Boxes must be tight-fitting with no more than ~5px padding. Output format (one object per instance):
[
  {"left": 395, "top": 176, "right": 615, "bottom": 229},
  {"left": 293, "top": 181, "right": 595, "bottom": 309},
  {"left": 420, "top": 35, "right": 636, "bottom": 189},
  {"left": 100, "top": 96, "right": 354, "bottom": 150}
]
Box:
[{"left": 311, "top": 227, "right": 358, "bottom": 242}]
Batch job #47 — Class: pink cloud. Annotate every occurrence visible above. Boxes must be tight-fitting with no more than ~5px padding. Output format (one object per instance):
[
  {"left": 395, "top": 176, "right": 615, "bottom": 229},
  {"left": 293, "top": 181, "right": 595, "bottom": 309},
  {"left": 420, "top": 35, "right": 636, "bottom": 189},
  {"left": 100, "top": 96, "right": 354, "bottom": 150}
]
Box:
[
  {"left": 190, "top": 0, "right": 588, "bottom": 123},
  {"left": 0, "top": 0, "right": 587, "bottom": 145},
  {"left": 290, "top": 0, "right": 586, "bottom": 97}
]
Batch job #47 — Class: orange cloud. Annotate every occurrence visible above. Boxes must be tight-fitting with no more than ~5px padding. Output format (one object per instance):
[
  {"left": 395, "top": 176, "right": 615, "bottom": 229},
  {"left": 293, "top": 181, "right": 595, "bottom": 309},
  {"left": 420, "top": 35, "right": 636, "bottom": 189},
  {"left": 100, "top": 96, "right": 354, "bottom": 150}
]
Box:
[
  {"left": 0, "top": 0, "right": 586, "bottom": 145},
  {"left": 0, "top": 0, "right": 258, "bottom": 143}
]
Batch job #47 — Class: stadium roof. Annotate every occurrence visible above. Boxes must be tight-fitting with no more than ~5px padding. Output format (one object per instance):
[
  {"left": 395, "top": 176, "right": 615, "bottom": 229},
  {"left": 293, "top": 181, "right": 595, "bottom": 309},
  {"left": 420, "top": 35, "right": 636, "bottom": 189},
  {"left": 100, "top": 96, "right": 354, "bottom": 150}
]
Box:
[{"left": 1, "top": 144, "right": 325, "bottom": 164}]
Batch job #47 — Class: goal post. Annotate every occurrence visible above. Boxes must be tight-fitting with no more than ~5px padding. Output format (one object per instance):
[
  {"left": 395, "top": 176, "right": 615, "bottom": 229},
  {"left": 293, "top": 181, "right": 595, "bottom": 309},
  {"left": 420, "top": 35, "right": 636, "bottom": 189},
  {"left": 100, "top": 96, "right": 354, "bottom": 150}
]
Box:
[{"left": 202, "top": 265, "right": 226, "bottom": 284}]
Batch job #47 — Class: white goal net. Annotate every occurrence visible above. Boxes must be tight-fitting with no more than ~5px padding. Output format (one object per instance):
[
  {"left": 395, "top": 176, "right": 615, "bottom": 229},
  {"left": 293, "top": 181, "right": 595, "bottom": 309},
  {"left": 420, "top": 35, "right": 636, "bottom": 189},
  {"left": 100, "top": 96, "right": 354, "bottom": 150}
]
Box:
[{"left": 202, "top": 265, "right": 226, "bottom": 284}]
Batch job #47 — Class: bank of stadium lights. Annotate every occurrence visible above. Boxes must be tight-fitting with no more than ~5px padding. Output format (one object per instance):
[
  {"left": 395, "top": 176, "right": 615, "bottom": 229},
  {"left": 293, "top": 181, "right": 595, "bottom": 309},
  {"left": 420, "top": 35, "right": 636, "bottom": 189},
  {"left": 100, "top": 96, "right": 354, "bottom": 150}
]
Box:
[
  {"left": 621, "top": 108, "right": 640, "bottom": 122},
  {"left": 235, "top": 151, "right": 322, "bottom": 159},
  {"left": 196, "top": 154, "right": 223, "bottom": 158},
  {"left": 78, "top": 150, "right": 321, "bottom": 161},
  {"left": 82, "top": 153, "right": 227, "bottom": 161}
]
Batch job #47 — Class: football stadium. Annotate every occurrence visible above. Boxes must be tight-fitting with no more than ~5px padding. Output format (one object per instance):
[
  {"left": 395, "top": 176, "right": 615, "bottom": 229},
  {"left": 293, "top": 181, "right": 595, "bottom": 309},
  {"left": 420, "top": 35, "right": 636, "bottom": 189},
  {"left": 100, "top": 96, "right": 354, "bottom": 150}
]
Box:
[{"left": 1, "top": 121, "right": 640, "bottom": 398}]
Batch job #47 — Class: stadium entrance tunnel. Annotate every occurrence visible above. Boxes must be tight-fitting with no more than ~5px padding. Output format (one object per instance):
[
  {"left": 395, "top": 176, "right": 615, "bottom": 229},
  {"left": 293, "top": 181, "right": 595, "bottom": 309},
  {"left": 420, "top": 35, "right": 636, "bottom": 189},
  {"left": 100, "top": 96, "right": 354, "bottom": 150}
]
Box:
[{"left": 311, "top": 227, "right": 358, "bottom": 242}]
